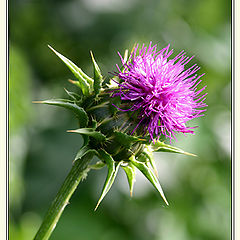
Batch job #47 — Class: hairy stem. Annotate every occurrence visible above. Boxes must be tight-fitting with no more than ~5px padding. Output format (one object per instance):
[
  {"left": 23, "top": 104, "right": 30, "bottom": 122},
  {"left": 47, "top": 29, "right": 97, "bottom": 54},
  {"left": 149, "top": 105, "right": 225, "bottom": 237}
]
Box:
[{"left": 33, "top": 156, "right": 91, "bottom": 240}]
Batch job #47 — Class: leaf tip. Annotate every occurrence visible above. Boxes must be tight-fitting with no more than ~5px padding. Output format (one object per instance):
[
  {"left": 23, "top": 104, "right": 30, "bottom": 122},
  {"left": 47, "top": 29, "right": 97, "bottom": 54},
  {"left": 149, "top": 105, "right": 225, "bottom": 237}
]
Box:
[
  {"left": 153, "top": 168, "right": 159, "bottom": 178},
  {"left": 48, "top": 45, "right": 56, "bottom": 53},
  {"left": 94, "top": 201, "right": 100, "bottom": 211},
  {"left": 90, "top": 50, "right": 94, "bottom": 58},
  {"left": 32, "top": 100, "right": 44, "bottom": 104},
  {"left": 66, "top": 130, "right": 75, "bottom": 133},
  {"left": 130, "top": 190, "right": 133, "bottom": 197},
  {"left": 68, "top": 79, "right": 75, "bottom": 83},
  {"left": 184, "top": 152, "right": 198, "bottom": 157}
]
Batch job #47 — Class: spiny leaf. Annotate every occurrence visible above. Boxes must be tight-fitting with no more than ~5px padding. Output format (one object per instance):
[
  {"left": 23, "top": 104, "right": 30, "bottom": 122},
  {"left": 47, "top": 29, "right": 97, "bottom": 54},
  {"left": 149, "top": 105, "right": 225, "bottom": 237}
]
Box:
[
  {"left": 121, "top": 162, "right": 136, "bottom": 197},
  {"left": 74, "top": 145, "right": 99, "bottom": 163},
  {"left": 95, "top": 149, "right": 122, "bottom": 210},
  {"left": 142, "top": 146, "right": 158, "bottom": 178},
  {"left": 68, "top": 79, "right": 81, "bottom": 88},
  {"left": 131, "top": 155, "right": 169, "bottom": 205},
  {"left": 90, "top": 51, "right": 103, "bottom": 96},
  {"left": 97, "top": 116, "right": 116, "bottom": 128},
  {"left": 151, "top": 141, "right": 197, "bottom": 157},
  {"left": 82, "top": 135, "right": 89, "bottom": 147},
  {"left": 48, "top": 45, "right": 93, "bottom": 95},
  {"left": 35, "top": 99, "right": 88, "bottom": 128},
  {"left": 64, "top": 88, "right": 81, "bottom": 101},
  {"left": 113, "top": 131, "right": 145, "bottom": 149},
  {"left": 73, "top": 147, "right": 99, "bottom": 182},
  {"left": 91, "top": 118, "right": 98, "bottom": 129},
  {"left": 67, "top": 128, "right": 106, "bottom": 142}
]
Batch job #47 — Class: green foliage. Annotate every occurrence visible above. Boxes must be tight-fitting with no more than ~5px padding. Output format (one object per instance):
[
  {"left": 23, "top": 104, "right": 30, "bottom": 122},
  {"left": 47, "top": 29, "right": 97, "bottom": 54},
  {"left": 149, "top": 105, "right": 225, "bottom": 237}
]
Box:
[
  {"left": 109, "top": 96, "right": 121, "bottom": 115},
  {"left": 151, "top": 140, "right": 197, "bottom": 157},
  {"left": 90, "top": 51, "right": 103, "bottom": 96},
  {"left": 121, "top": 162, "right": 136, "bottom": 196},
  {"left": 48, "top": 46, "right": 93, "bottom": 95},
  {"left": 38, "top": 99, "right": 88, "bottom": 127},
  {"left": 131, "top": 155, "right": 169, "bottom": 205},
  {"left": 112, "top": 131, "right": 145, "bottom": 149},
  {"left": 141, "top": 146, "right": 158, "bottom": 177},
  {"left": 68, "top": 128, "right": 106, "bottom": 143},
  {"left": 95, "top": 149, "right": 122, "bottom": 210},
  {"left": 64, "top": 88, "right": 81, "bottom": 102},
  {"left": 74, "top": 145, "right": 99, "bottom": 163}
]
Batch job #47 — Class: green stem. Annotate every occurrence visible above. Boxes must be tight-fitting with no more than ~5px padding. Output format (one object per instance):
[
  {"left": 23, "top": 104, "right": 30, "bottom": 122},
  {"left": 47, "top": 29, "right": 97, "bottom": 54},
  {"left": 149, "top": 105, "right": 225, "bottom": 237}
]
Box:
[{"left": 33, "top": 156, "right": 91, "bottom": 240}]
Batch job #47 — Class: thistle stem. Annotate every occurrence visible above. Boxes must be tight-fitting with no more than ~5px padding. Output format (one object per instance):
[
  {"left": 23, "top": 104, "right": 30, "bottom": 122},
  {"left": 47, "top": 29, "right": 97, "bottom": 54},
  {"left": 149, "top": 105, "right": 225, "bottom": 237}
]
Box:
[{"left": 33, "top": 156, "right": 91, "bottom": 240}]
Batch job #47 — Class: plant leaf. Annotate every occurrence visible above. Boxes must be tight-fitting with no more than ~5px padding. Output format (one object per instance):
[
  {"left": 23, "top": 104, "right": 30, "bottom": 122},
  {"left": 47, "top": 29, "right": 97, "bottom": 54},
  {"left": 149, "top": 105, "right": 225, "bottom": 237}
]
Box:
[
  {"left": 141, "top": 146, "right": 158, "bottom": 177},
  {"left": 68, "top": 128, "right": 106, "bottom": 142},
  {"left": 113, "top": 131, "right": 145, "bottom": 148},
  {"left": 68, "top": 79, "right": 81, "bottom": 88},
  {"left": 131, "top": 155, "right": 169, "bottom": 205},
  {"left": 64, "top": 88, "right": 81, "bottom": 101},
  {"left": 91, "top": 118, "right": 98, "bottom": 129},
  {"left": 95, "top": 149, "right": 122, "bottom": 210},
  {"left": 74, "top": 145, "right": 99, "bottom": 163},
  {"left": 73, "top": 146, "right": 98, "bottom": 181},
  {"left": 38, "top": 99, "right": 88, "bottom": 127},
  {"left": 121, "top": 162, "right": 136, "bottom": 196},
  {"left": 151, "top": 141, "right": 197, "bottom": 157},
  {"left": 90, "top": 51, "right": 103, "bottom": 96},
  {"left": 48, "top": 45, "right": 93, "bottom": 95}
]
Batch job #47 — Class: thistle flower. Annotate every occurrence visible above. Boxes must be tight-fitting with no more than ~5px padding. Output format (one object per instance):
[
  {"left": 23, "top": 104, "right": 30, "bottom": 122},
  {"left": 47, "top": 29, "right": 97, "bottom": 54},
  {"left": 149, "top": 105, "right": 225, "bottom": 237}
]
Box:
[
  {"left": 33, "top": 43, "right": 206, "bottom": 240},
  {"left": 112, "top": 43, "right": 207, "bottom": 141}
]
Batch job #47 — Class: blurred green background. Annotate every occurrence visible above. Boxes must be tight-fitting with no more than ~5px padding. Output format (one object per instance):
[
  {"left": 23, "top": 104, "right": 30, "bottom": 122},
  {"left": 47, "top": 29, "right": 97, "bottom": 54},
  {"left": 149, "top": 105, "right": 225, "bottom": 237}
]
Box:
[{"left": 9, "top": 0, "right": 231, "bottom": 239}]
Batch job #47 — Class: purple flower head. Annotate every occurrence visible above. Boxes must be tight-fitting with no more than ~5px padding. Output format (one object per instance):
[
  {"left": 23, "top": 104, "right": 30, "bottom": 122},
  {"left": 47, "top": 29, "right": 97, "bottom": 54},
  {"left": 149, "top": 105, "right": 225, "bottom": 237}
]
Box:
[{"left": 112, "top": 42, "right": 207, "bottom": 142}]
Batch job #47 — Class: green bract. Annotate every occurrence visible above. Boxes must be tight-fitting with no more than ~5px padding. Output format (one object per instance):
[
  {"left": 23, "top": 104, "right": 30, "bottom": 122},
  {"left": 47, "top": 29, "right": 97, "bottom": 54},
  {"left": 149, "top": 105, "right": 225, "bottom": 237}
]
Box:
[{"left": 38, "top": 46, "right": 197, "bottom": 209}]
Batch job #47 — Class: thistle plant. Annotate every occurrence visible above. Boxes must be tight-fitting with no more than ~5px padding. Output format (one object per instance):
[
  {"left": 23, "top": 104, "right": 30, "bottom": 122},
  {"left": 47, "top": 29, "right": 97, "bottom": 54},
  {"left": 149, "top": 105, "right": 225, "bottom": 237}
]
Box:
[{"left": 33, "top": 42, "right": 207, "bottom": 240}]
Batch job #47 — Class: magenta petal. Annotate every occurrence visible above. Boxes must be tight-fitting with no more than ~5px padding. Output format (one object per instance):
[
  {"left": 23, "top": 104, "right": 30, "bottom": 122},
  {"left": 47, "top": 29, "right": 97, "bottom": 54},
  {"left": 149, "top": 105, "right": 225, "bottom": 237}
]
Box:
[{"left": 112, "top": 43, "right": 207, "bottom": 141}]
